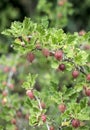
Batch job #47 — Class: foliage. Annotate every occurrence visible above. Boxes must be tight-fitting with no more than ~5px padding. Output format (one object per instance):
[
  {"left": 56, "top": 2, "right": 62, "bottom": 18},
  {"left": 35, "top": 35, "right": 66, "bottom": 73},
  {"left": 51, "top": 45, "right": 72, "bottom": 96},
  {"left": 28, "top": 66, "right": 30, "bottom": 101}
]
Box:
[
  {"left": 1, "top": 17, "right": 90, "bottom": 130},
  {"left": 0, "top": 0, "right": 90, "bottom": 130}
]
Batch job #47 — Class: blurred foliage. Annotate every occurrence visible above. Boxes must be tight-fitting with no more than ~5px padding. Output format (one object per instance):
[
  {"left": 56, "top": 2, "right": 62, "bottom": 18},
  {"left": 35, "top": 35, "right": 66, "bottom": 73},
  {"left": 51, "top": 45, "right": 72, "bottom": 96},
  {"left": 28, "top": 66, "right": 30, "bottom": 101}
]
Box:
[
  {"left": 0, "top": 0, "right": 20, "bottom": 54},
  {"left": 67, "top": 0, "right": 90, "bottom": 32}
]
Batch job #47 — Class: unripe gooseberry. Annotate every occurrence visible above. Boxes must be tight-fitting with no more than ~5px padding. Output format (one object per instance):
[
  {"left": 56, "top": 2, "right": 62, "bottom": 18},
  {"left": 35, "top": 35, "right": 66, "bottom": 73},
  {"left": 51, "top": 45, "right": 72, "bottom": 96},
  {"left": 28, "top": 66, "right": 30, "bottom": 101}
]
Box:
[
  {"left": 11, "top": 118, "right": 16, "bottom": 125},
  {"left": 72, "top": 70, "right": 79, "bottom": 78},
  {"left": 16, "top": 111, "right": 22, "bottom": 118},
  {"left": 41, "top": 114, "right": 47, "bottom": 122},
  {"left": 27, "top": 52, "right": 35, "bottom": 62},
  {"left": 40, "top": 102, "right": 46, "bottom": 109},
  {"left": 42, "top": 48, "right": 50, "bottom": 57},
  {"left": 58, "top": 103, "right": 66, "bottom": 113},
  {"left": 2, "top": 81, "right": 7, "bottom": 86},
  {"left": 72, "top": 119, "right": 80, "bottom": 128},
  {"left": 58, "top": 64, "right": 65, "bottom": 71},
  {"left": 58, "top": 1, "right": 64, "bottom": 6},
  {"left": 54, "top": 50, "right": 63, "bottom": 61},
  {"left": 85, "top": 88, "right": 90, "bottom": 96},
  {"left": 3, "top": 66, "right": 10, "bottom": 73},
  {"left": 26, "top": 90, "right": 34, "bottom": 99},
  {"left": 2, "top": 90, "right": 8, "bottom": 96},
  {"left": 50, "top": 126, "right": 54, "bottom": 130},
  {"left": 86, "top": 74, "right": 90, "bottom": 81},
  {"left": 8, "top": 84, "right": 14, "bottom": 90}
]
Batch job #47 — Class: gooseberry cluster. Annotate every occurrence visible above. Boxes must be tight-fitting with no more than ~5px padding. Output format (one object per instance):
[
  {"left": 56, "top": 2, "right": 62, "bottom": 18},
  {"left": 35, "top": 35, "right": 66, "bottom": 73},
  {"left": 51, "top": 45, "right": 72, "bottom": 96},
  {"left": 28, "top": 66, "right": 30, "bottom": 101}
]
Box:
[
  {"left": 25, "top": 45, "right": 90, "bottom": 129},
  {"left": 2, "top": 18, "right": 90, "bottom": 130}
]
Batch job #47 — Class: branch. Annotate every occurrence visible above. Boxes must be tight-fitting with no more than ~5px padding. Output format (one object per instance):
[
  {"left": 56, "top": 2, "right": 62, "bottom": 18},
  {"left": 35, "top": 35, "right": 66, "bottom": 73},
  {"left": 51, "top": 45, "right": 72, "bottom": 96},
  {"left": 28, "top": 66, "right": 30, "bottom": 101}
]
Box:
[
  {"left": 64, "top": 57, "right": 87, "bottom": 75},
  {"left": 36, "top": 47, "right": 87, "bottom": 76}
]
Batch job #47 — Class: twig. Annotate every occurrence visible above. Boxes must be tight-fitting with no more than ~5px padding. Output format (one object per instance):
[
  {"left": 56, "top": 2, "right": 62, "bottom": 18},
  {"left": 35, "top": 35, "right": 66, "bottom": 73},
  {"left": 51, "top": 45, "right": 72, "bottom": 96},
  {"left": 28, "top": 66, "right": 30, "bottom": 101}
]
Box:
[
  {"left": 64, "top": 57, "right": 87, "bottom": 75},
  {"left": 46, "top": 122, "right": 50, "bottom": 130},
  {"left": 35, "top": 96, "right": 50, "bottom": 130},
  {"left": 35, "top": 96, "right": 42, "bottom": 111},
  {"left": 7, "top": 71, "right": 14, "bottom": 87}
]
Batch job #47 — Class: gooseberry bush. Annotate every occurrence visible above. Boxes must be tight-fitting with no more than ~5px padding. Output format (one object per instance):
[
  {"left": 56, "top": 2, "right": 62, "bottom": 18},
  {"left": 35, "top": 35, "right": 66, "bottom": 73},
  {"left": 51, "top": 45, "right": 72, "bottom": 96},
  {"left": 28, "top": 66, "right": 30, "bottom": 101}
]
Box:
[{"left": 1, "top": 17, "right": 90, "bottom": 130}]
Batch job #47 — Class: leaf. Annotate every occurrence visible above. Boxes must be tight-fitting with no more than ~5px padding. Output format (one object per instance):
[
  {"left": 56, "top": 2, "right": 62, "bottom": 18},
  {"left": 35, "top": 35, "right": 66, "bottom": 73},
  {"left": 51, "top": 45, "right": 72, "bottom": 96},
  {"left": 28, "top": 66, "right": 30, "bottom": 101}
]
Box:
[
  {"left": 22, "top": 73, "right": 38, "bottom": 90},
  {"left": 80, "top": 97, "right": 88, "bottom": 109},
  {"left": 41, "top": 16, "right": 49, "bottom": 28}
]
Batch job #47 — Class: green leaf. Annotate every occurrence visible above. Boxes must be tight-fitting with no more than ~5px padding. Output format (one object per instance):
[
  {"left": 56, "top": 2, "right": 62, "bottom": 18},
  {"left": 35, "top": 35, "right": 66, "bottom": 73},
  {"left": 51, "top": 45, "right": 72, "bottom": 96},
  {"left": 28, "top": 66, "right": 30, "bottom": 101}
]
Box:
[
  {"left": 41, "top": 16, "right": 49, "bottom": 28},
  {"left": 22, "top": 73, "right": 38, "bottom": 90}
]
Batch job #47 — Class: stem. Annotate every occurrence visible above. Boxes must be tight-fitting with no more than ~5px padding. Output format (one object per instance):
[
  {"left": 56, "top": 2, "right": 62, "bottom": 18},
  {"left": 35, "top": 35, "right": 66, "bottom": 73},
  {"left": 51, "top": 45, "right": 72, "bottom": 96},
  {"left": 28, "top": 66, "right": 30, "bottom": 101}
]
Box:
[
  {"left": 35, "top": 96, "right": 50, "bottom": 130},
  {"left": 5, "top": 68, "right": 15, "bottom": 104},
  {"left": 7, "top": 71, "right": 14, "bottom": 86},
  {"left": 35, "top": 96, "right": 42, "bottom": 111},
  {"left": 46, "top": 122, "right": 50, "bottom": 130}
]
